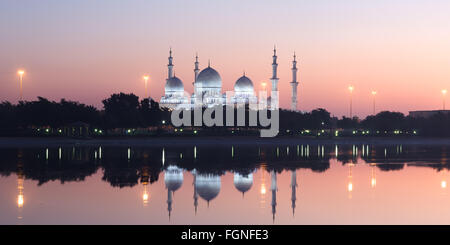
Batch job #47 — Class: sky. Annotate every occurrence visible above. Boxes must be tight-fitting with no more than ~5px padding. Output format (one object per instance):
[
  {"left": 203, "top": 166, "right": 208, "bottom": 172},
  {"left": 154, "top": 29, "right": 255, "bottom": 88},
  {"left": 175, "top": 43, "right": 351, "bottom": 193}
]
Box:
[{"left": 1, "top": 0, "right": 450, "bottom": 118}]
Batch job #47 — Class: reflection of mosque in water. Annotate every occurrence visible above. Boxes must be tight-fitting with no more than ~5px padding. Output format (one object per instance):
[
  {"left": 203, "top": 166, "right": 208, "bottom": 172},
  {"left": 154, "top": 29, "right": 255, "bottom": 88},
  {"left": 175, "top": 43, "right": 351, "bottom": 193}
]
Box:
[{"left": 2, "top": 144, "right": 450, "bottom": 221}]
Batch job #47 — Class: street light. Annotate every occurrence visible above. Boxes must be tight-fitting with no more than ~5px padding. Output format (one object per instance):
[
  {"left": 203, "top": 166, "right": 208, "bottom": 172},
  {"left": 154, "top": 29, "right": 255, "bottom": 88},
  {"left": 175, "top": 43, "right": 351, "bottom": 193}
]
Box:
[
  {"left": 260, "top": 82, "right": 268, "bottom": 106},
  {"left": 143, "top": 75, "right": 149, "bottom": 98},
  {"left": 261, "top": 82, "right": 267, "bottom": 92},
  {"left": 17, "top": 70, "right": 25, "bottom": 101},
  {"left": 442, "top": 89, "right": 447, "bottom": 110},
  {"left": 371, "top": 91, "right": 377, "bottom": 115},
  {"left": 348, "top": 85, "right": 354, "bottom": 118}
]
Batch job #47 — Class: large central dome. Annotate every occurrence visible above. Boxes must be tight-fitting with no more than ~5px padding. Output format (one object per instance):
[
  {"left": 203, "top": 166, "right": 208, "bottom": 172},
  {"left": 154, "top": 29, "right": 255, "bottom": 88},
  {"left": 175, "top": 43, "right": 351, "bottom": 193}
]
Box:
[
  {"left": 196, "top": 66, "right": 222, "bottom": 89},
  {"left": 165, "top": 76, "right": 184, "bottom": 93}
]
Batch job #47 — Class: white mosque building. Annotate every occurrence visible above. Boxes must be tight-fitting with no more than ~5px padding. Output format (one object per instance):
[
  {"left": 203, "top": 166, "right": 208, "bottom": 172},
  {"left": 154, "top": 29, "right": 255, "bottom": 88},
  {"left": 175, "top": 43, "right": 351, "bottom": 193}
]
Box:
[{"left": 159, "top": 47, "right": 300, "bottom": 111}]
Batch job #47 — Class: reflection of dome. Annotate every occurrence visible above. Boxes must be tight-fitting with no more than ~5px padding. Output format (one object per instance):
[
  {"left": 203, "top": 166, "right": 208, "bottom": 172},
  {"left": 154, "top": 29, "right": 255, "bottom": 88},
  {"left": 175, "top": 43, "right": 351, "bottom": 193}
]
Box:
[
  {"left": 195, "top": 174, "right": 221, "bottom": 202},
  {"left": 196, "top": 67, "right": 222, "bottom": 89},
  {"left": 165, "top": 76, "right": 184, "bottom": 92},
  {"left": 164, "top": 166, "right": 183, "bottom": 191},
  {"left": 233, "top": 173, "right": 253, "bottom": 194},
  {"left": 234, "top": 76, "right": 254, "bottom": 93}
]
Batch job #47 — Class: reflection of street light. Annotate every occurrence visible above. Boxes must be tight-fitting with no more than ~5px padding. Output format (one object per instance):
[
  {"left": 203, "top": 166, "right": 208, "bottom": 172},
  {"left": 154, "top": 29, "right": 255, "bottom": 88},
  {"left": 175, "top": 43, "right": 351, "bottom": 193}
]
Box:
[
  {"left": 142, "top": 183, "right": 149, "bottom": 206},
  {"left": 370, "top": 166, "right": 377, "bottom": 188},
  {"left": 18, "top": 194, "right": 24, "bottom": 208},
  {"left": 259, "top": 165, "right": 267, "bottom": 210},
  {"left": 441, "top": 180, "right": 447, "bottom": 189},
  {"left": 18, "top": 70, "right": 25, "bottom": 101},
  {"left": 442, "top": 89, "right": 447, "bottom": 110},
  {"left": 348, "top": 85, "right": 354, "bottom": 118},
  {"left": 371, "top": 91, "right": 377, "bottom": 115},
  {"left": 143, "top": 75, "right": 149, "bottom": 98},
  {"left": 347, "top": 163, "right": 354, "bottom": 199},
  {"left": 261, "top": 184, "right": 266, "bottom": 194}
]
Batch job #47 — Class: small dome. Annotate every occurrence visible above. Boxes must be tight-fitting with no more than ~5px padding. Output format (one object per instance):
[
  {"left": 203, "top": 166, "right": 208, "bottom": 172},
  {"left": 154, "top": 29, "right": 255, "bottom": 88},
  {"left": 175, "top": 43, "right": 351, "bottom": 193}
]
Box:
[
  {"left": 196, "top": 67, "right": 222, "bottom": 89},
  {"left": 234, "top": 75, "right": 254, "bottom": 93},
  {"left": 165, "top": 76, "right": 184, "bottom": 92},
  {"left": 164, "top": 166, "right": 183, "bottom": 192},
  {"left": 233, "top": 173, "right": 253, "bottom": 194},
  {"left": 195, "top": 174, "right": 221, "bottom": 202}
]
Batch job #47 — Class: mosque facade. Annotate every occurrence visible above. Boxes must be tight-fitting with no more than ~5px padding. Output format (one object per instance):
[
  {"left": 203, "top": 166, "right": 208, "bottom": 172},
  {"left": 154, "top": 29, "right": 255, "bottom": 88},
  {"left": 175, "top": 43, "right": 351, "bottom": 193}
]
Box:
[{"left": 159, "top": 47, "right": 300, "bottom": 111}]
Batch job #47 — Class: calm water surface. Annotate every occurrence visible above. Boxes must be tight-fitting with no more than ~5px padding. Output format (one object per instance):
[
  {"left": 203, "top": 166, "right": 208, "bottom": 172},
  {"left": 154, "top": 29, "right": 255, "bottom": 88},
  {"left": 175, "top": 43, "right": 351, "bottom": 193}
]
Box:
[{"left": 1, "top": 143, "right": 450, "bottom": 224}]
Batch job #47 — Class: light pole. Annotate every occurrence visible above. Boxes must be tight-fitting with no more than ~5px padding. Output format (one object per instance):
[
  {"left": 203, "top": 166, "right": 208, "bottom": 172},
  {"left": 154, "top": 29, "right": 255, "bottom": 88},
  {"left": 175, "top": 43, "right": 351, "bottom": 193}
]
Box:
[
  {"left": 17, "top": 70, "right": 25, "bottom": 101},
  {"left": 371, "top": 91, "right": 377, "bottom": 115},
  {"left": 442, "top": 89, "right": 447, "bottom": 110},
  {"left": 143, "top": 75, "right": 149, "bottom": 98},
  {"left": 348, "top": 85, "right": 354, "bottom": 118},
  {"left": 261, "top": 82, "right": 268, "bottom": 108}
]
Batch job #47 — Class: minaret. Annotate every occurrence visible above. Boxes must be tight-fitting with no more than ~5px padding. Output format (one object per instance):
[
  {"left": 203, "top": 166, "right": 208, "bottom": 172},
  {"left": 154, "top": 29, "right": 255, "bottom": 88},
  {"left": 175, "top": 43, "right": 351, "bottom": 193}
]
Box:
[
  {"left": 291, "top": 170, "right": 297, "bottom": 216},
  {"left": 270, "top": 46, "right": 279, "bottom": 109},
  {"left": 168, "top": 48, "right": 174, "bottom": 79},
  {"left": 290, "top": 52, "right": 299, "bottom": 111},
  {"left": 271, "top": 170, "right": 277, "bottom": 223},
  {"left": 194, "top": 53, "right": 200, "bottom": 84}
]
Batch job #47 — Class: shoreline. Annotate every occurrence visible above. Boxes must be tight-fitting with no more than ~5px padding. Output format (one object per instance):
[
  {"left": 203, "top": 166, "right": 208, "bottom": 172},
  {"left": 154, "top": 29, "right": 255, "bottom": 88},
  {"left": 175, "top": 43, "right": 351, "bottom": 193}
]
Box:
[{"left": 1, "top": 136, "right": 450, "bottom": 148}]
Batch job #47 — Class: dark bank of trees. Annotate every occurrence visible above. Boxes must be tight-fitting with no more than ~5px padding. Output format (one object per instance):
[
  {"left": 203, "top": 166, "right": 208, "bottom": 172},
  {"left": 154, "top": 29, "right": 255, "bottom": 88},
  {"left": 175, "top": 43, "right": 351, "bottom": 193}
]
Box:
[
  {"left": 101, "top": 93, "right": 167, "bottom": 129},
  {"left": 0, "top": 93, "right": 169, "bottom": 136},
  {"left": 1, "top": 93, "right": 450, "bottom": 137},
  {"left": 0, "top": 97, "right": 101, "bottom": 132}
]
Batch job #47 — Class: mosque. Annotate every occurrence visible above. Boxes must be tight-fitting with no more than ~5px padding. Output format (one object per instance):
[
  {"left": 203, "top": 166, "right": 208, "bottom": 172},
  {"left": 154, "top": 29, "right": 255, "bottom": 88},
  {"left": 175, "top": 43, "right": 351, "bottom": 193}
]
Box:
[{"left": 159, "top": 47, "right": 300, "bottom": 111}]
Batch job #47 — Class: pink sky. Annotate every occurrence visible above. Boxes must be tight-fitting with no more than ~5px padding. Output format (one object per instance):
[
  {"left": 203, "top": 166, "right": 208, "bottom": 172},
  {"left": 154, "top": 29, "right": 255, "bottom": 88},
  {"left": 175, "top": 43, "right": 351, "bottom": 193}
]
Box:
[{"left": 1, "top": 0, "right": 449, "bottom": 117}]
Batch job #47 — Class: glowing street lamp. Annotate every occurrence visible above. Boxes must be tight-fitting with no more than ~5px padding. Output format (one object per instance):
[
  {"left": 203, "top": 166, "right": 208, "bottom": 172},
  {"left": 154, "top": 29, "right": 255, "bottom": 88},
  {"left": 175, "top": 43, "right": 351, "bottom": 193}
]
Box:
[
  {"left": 261, "top": 82, "right": 267, "bottom": 92},
  {"left": 442, "top": 89, "right": 447, "bottom": 110},
  {"left": 371, "top": 91, "right": 377, "bottom": 115},
  {"left": 17, "top": 70, "right": 25, "bottom": 101},
  {"left": 348, "top": 85, "right": 354, "bottom": 118},
  {"left": 143, "top": 75, "right": 150, "bottom": 98}
]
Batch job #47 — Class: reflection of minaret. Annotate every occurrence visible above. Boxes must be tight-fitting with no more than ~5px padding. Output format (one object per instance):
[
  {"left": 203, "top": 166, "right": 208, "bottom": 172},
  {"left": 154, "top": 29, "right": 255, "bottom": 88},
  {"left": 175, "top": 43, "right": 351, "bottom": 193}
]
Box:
[
  {"left": 167, "top": 188, "right": 173, "bottom": 220},
  {"left": 164, "top": 166, "right": 184, "bottom": 220},
  {"left": 291, "top": 170, "right": 297, "bottom": 216},
  {"left": 290, "top": 52, "right": 299, "bottom": 111},
  {"left": 193, "top": 170, "right": 198, "bottom": 215},
  {"left": 270, "top": 170, "right": 277, "bottom": 223},
  {"left": 270, "top": 46, "right": 279, "bottom": 109}
]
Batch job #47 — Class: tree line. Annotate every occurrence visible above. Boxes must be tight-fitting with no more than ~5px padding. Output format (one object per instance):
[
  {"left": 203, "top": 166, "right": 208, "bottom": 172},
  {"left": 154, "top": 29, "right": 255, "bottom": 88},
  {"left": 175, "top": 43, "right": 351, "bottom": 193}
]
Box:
[{"left": 1, "top": 93, "right": 449, "bottom": 136}]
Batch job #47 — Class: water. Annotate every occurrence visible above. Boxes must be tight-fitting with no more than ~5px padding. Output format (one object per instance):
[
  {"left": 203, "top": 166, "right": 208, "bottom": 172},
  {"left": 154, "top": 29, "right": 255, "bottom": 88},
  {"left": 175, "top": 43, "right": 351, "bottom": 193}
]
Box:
[{"left": 1, "top": 144, "right": 450, "bottom": 225}]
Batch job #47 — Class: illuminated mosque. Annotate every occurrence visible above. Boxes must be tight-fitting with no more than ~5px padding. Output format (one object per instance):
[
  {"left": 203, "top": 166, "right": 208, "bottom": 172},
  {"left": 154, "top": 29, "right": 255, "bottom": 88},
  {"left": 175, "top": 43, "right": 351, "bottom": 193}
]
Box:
[{"left": 159, "top": 47, "right": 300, "bottom": 111}]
